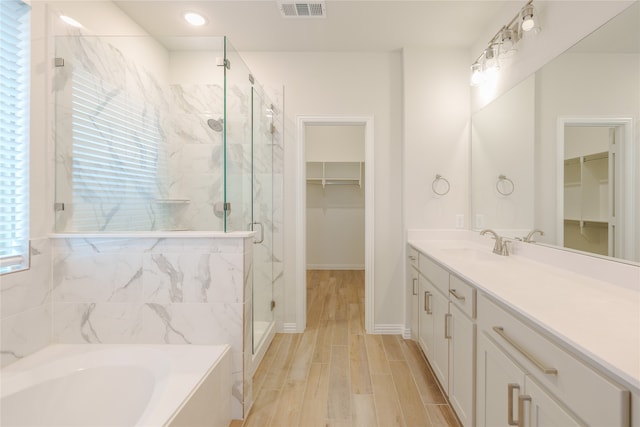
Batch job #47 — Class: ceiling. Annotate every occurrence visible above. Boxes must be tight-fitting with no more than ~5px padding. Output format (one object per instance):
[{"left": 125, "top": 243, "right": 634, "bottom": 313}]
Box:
[{"left": 113, "top": 1, "right": 510, "bottom": 52}]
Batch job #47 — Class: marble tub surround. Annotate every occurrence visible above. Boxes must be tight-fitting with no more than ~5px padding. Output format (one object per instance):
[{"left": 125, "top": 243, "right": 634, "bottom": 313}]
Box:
[
  {"left": 0, "top": 238, "right": 53, "bottom": 367},
  {"left": 50, "top": 234, "right": 254, "bottom": 418},
  {"left": 408, "top": 232, "right": 640, "bottom": 394}
]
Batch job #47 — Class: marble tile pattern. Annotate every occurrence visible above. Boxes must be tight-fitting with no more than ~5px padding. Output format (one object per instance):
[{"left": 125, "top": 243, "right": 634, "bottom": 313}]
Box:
[
  {"left": 0, "top": 239, "right": 53, "bottom": 367},
  {"left": 53, "top": 34, "right": 234, "bottom": 233},
  {"left": 50, "top": 236, "right": 253, "bottom": 419}
]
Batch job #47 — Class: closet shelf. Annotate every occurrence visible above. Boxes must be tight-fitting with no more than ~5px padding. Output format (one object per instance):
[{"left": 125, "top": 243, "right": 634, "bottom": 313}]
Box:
[
  {"left": 564, "top": 218, "right": 608, "bottom": 227},
  {"left": 306, "top": 161, "right": 363, "bottom": 188}
]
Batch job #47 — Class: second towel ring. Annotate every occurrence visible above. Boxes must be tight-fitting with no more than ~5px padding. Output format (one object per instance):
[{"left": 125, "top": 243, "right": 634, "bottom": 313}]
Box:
[
  {"left": 432, "top": 174, "right": 450, "bottom": 196},
  {"left": 496, "top": 174, "right": 514, "bottom": 196}
]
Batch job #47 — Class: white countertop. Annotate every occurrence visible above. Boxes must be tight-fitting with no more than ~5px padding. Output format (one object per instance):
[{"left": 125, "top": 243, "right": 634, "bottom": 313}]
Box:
[{"left": 408, "top": 238, "right": 640, "bottom": 394}]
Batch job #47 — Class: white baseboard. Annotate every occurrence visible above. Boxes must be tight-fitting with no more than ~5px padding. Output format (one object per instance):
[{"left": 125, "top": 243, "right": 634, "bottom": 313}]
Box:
[
  {"left": 282, "top": 323, "right": 300, "bottom": 333},
  {"left": 306, "top": 264, "right": 365, "bottom": 270},
  {"left": 402, "top": 328, "right": 412, "bottom": 340}
]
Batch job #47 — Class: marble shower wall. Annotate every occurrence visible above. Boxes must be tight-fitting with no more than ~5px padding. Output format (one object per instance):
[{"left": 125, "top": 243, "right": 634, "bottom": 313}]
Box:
[
  {"left": 51, "top": 235, "right": 253, "bottom": 419},
  {"left": 53, "top": 34, "right": 228, "bottom": 232},
  {"left": 0, "top": 239, "right": 53, "bottom": 367}
]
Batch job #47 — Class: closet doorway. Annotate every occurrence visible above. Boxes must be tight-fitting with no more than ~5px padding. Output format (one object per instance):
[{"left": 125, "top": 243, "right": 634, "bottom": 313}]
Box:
[{"left": 296, "top": 116, "right": 374, "bottom": 333}]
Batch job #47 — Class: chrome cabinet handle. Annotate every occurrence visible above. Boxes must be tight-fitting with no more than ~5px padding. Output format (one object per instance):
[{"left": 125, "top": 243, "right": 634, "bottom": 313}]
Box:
[
  {"left": 409, "top": 255, "right": 417, "bottom": 261},
  {"left": 518, "top": 395, "right": 531, "bottom": 427},
  {"left": 493, "top": 327, "right": 558, "bottom": 375},
  {"left": 444, "top": 313, "right": 452, "bottom": 339},
  {"left": 507, "top": 383, "right": 520, "bottom": 426},
  {"left": 449, "top": 289, "right": 465, "bottom": 301},
  {"left": 412, "top": 278, "right": 418, "bottom": 296}
]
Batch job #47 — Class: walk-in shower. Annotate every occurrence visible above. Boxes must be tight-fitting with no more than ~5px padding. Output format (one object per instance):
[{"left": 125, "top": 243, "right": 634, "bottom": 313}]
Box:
[{"left": 52, "top": 33, "right": 279, "bottom": 361}]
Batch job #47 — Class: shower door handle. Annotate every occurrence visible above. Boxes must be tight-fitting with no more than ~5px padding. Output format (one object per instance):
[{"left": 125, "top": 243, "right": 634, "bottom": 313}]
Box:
[{"left": 252, "top": 222, "right": 264, "bottom": 244}]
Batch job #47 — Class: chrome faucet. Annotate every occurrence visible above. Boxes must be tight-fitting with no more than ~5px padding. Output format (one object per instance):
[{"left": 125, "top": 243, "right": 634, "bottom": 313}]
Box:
[
  {"left": 523, "top": 229, "right": 544, "bottom": 243},
  {"left": 480, "top": 229, "right": 510, "bottom": 256}
]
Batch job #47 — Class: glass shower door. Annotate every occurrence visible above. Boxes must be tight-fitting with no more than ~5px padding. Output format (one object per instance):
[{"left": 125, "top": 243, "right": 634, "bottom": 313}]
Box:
[{"left": 251, "top": 87, "right": 274, "bottom": 354}]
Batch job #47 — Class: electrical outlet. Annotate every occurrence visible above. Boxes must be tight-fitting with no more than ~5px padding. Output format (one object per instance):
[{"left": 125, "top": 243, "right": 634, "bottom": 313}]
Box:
[
  {"left": 475, "top": 214, "right": 485, "bottom": 229},
  {"left": 455, "top": 214, "right": 464, "bottom": 229}
]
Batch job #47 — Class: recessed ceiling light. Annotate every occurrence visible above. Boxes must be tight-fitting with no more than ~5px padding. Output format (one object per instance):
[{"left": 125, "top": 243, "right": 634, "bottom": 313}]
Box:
[
  {"left": 184, "top": 12, "right": 207, "bottom": 26},
  {"left": 60, "top": 15, "right": 83, "bottom": 28}
]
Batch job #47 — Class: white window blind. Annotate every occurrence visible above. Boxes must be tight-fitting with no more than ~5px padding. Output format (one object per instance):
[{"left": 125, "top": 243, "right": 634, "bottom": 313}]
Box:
[
  {"left": 70, "top": 68, "right": 163, "bottom": 230},
  {"left": 0, "top": 0, "right": 30, "bottom": 274}
]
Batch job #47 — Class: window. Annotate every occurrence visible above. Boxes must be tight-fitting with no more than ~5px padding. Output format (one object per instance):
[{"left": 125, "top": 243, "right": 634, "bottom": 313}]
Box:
[
  {"left": 0, "top": 0, "right": 30, "bottom": 274},
  {"left": 69, "top": 67, "right": 163, "bottom": 231}
]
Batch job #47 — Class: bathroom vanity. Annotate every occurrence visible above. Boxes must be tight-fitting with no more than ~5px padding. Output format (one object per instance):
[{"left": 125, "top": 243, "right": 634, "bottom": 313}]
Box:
[{"left": 407, "top": 235, "right": 639, "bottom": 427}]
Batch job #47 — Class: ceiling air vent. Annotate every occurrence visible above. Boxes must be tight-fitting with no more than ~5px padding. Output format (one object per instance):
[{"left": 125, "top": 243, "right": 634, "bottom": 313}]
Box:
[{"left": 278, "top": 1, "right": 326, "bottom": 18}]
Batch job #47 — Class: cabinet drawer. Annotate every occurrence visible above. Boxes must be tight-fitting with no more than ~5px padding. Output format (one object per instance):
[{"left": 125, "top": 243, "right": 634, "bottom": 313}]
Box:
[
  {"left": 478, "top": 295, "right": 629, "bottom": 427},
  {"left": 449, "top": 275, "right": 476, "bottom": 319},
  {"left": 419, "top": 254, "right": 449, "bottom": 295},
  {"left": 408, "top": 246, "right": 419, "bottom": 269}
]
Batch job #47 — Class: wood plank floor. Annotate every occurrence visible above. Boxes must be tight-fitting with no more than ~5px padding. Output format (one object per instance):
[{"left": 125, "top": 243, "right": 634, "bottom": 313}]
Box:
[{"left": 233, "top": 270, "right": 461, "bottom": 427}]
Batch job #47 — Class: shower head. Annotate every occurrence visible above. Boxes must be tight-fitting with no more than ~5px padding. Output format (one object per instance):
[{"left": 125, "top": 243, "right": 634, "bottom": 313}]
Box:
[{"left": 207, "top": 118, "right": 223, "bottom": 133}]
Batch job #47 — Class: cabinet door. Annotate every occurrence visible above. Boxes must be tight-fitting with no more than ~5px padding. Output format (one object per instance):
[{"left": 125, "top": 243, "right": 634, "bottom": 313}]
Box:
[
  {"left": 477, "top": 333, "right": 526, "bottom": 427},
  {"left": 430, "top": 287, "right": 449, "bottom": 390},
  {"left": 418, "top": 275, "right": 433, "bottom": 358},
  {"left": 449, "top": 303, "right": 476, "bottom": 427},
  {"left": 410, "top": 266, "right": 420, "bottom": 341},
  {"left": 524, "top": 377, "right": 583, "bottom": 427}
]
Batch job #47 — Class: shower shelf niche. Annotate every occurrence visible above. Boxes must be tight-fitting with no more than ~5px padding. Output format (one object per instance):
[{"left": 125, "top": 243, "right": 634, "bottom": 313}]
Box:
[{"left": 306, "top": 161, "right": 362, "bottom": 188}]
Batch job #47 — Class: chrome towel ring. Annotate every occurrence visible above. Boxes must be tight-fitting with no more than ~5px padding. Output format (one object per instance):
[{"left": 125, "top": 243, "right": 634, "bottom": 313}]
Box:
[
  {"left": 496, "top": 174, "right": 514, "bottom": 196},
  {"left": 432, "top": 174, "right": 450, "bottom": 196}
]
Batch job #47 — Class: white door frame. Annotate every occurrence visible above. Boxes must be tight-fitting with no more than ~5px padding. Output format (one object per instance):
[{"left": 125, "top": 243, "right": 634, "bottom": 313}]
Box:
[
  {"left": 556, "top": 116, "right": 634, "bottom": 259},
  {"left": 296, "top": 115, "right": 375, "bottom": 333}
]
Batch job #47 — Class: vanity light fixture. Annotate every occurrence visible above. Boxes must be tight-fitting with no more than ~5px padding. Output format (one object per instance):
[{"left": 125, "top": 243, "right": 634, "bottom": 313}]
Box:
[
  {"left": 470, "top": 60, "right": 485, "bottom": 87},
  {"left": 520, "top": 3, "right": 541, "bottom": 34},
  {"left": 184, "top": 12, "right": 207, "bottom": 26},
  {"left": 499, "top": 27, "right": 518, "bottom": 58},
  {"left": 60, "top": 15, "right": 83, "bottom": 28},
  {"left": 482, "top": 43, "right": 500, "bottom": 75},
  {"left": 470, "top": 0, "right": 541, "bottom": 86}
]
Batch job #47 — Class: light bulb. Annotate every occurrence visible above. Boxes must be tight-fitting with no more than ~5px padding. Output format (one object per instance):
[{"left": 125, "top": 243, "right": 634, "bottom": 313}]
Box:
[
  {"left": 470, "top": 62, "right": 484, "bottom": 87},
  {"left": 483, "top": 44, "right": 500, "bottom": 74},
  {"left": 520, "top": 4, "right": 540, "bottom": 34},
  {"left": 499, "top": 27, "right": 518, "bottom": 58}
]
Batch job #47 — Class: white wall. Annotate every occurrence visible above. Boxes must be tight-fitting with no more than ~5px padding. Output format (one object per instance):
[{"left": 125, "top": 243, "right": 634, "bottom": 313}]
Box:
[
  {"left": 403, "top": 48, "right": 471, "bottom": 231},
  {"left": 242, "top": 51, "right": 404, "bottom": 330},
  {"left": 471, "top": 74, "right": 535, "bottom": 232},
  {"left": 306, "top": 125, "right": 365, "bottom": 161}
]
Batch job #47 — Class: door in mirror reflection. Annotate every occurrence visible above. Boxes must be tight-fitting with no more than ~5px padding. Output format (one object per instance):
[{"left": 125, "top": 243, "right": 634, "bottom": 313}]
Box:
[{"left": 560, "top": 122, "right": 627, "bottom": 259}]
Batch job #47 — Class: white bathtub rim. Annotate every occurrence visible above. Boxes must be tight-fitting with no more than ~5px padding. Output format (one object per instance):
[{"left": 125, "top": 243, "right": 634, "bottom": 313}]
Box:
[{"left": 1, "top": 343, "right": 231, "bottom": 427}]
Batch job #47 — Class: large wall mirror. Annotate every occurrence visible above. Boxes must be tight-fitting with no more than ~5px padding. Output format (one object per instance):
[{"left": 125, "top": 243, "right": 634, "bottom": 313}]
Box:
[{"left": 471, "top": 1, "right": 639, "bottom": 264}]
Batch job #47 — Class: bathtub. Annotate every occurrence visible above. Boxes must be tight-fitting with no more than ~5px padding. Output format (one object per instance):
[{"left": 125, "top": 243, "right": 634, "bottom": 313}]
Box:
[{"left": 0, "top": 344, "right": 231, "bottom": 427}]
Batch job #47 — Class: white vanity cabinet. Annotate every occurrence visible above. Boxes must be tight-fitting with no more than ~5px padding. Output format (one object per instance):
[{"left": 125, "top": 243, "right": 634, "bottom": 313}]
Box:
[
  {"left": 416, "top": 251, "right": 476, "bottom": 427},
  {"left": 477, "top": 331, "right": 581, "bottom": 427},
  {"left": 408, "top": 247, "right": 420, "bottom": 340},
  {"left": 477, "top": 294, "right": 630, "bottom": 427}
]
